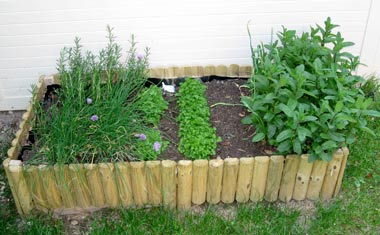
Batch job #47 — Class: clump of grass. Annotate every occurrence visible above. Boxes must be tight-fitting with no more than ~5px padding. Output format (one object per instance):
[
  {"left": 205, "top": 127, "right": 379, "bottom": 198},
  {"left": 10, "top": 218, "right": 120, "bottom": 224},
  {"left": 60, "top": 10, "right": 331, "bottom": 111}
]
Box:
[
  {"left": 30, "top": 26, "right": 168, "bottom": 165},
  {"left": 88, "top": 204, "right": 303, "bottom": 235}
]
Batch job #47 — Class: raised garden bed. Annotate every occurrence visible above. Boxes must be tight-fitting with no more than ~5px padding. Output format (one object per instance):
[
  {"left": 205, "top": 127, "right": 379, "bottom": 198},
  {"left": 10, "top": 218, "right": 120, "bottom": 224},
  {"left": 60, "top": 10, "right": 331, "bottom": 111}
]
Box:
[{"left": 4, "top": 65, "right": 349, "bottom": 215}]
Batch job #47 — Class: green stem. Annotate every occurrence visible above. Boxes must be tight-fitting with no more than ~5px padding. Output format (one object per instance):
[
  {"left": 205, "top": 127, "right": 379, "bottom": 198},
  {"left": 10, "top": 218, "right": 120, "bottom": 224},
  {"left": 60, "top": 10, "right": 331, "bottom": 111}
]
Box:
[{"left": 210, "top": 102, "right": 244, "bottom": 108}]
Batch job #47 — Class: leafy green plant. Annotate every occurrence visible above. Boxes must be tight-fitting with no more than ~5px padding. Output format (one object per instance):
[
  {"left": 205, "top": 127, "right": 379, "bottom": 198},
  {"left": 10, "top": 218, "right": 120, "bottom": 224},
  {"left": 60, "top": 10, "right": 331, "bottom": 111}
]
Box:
[
  {"left": 242, "top": 17, "right": 380, "bottom": 161},
  {"left": 361, "top": 75, "right": 380, "bottom": 110},
  {"left": 31, "top": 26, "right": 167, "bottom": 164},
  {"left": 137, "top": 86, "right": 168, "bottom": 126},
  {"left": 176, "top": 78, "right": 221, "bottom": 159}
]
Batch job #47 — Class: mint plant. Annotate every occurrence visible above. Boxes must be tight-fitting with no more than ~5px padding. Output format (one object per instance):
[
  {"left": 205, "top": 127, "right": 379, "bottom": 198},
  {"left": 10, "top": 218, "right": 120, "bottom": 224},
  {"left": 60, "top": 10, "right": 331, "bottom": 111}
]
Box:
[
  {"left": 242, "top": 18, "right": 380, "bottom": 162},
  {"left": 177, "top": 78, "right": 221, "bottom": 159}
]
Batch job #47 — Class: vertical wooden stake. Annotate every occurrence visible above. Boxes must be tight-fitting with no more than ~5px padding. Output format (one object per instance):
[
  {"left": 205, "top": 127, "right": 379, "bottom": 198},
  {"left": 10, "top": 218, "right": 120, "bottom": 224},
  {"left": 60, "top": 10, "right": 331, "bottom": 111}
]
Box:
[
  {"left": 183, "top": 66, "right": 192, "bottom": 77},
  {"left": 334, "top": 147, "right": 349, "bottom": 196},
  {"left": 192, "top": 160, "right": 208, "bottom": 205},
  {"left": 204, "top": 65, "right": 216, "bottom": 76},
  {"left": 321, "top": 149, "right": 344, "bottom": 200},
  {"left": 114, "top": 162, "right": 134, "bottom": 207},
  {"left": 85, "top": 164, "right": 106, "bottom": 207},
  {"left": 24, "top": 166, "right": 48, "bottom": 212},
  {"left": 5, "top": 159, "right": 33, "bottom": 215},
  {"left": 306, "top": 160, "right": 328, "bottom": 200},
  {"left": 206, "top": 159, "right": 224, "bottom": 204},
  {"left": 221, "top": 158, "right": 239, "bottom": 203},
  {"left": 130, "top": 162, "right": 148, "bottom": 207},
  {"left": 216, "top": 65, "right": 228, "bottom": 76},
  {"left": 250, "top": 156, "right": 269, "bottom": 202},
  {"left": 40, "top": 165, "right": 63, "bottom": 209},
  {"left": 177, "top": 160, "right": 192, "bottom": 210},
  {"left": 146, "top": 161, "right": 162, "bottom": 206},
  {"left": 68, "top": 164, "right": 92, "bottom": 208},
  {"left": 99, "top": 163, "right": 119, "bottom": 208},
  {"left": 54, "top": 165, "right": 75, "bottom": 208},
  {"left": 238, "top": 66, "right": 252, "bottom": 78},
  {"left": 278, "top": 155, "right": 299, "bottom": 202},
  {"left": 236, "top": 157, "right": 255, "bottom": 203},
  {"left": 161, "top": 160, "right": 177, "bottom": 209},
  {"left": 228, "top": 64, "right": 239, "bottom": 77},
  {"left": 293, "top": 155, "right": 313, "bottom": 201},
  {"left": 265, "top": 155, "right": 285, "bottom": 202}
]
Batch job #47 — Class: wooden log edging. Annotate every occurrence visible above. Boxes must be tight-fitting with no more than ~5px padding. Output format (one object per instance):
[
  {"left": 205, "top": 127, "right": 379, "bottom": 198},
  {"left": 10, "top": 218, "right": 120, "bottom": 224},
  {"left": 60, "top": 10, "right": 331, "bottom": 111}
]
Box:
[
  {"left": 3, "top": 149, "right": 349, "bottom": 215},
  {"left": 3, "top": 71, "right": 349, "bottom": 215}
]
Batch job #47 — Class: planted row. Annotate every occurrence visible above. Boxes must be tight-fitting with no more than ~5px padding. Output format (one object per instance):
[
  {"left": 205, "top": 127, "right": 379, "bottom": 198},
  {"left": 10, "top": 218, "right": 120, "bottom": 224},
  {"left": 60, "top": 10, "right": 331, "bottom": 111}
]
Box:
[{"left": 176, "top": 78, "right": 221, "bottom": 159}]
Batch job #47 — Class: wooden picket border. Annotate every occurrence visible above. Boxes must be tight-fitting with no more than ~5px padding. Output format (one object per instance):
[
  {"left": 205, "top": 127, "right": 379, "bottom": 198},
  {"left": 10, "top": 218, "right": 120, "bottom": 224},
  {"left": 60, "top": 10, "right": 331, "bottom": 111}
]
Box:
[{"left": 3, "top": 66, "right": 349, "bottom": 215}]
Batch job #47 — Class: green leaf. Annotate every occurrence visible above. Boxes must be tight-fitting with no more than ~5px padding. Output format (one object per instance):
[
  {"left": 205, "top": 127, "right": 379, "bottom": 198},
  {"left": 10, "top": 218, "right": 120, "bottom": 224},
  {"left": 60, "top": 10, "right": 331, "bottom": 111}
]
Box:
[
  {"left": 277, "top": 140, "right": 291, "bottom": 153},
  {"left": 278, "top": 103, "right": 294, "bottom": 117},
  {"left": 362, "top": 110, "right": 380, "bottom": 117},
  {"left": 293, "top": 139, "right": 302, "bottom": 154},
  {"left": 313, "top": 58, "right": 323, "bottom": 74},
  {"left": 335, "top": 113, "right": 357, "bottom": 123},
  {"left": 328, "top": 132, "right": 345, "bottom": 142},
  {"left": 252, "top": 133, "right": 265, "bottom": 142},
  {"left": 276, "top": 129, "right": 294, "bottom": 142},
  {"left": 267, "top": 124, "right": 277, "bottom": 139},
  {"left": 287, "top": 98, "right": 297, "bottom": 111},
  {"left": 320, "top": 152, "right": 332, "bottom": 162},
  {"left": 360, "top": 126, "right": 376, "bottom": 136},
  {"left": 321, "top": 140, "right": 337, "bottom": 150},
  {"left": 302, "top": 116, "right": 318, "bottom": 122},
  {"left": 241, "top": 116, "right": 252, "bottom": 125},
  {"left": 334, "top": 100, "right": 344, "bottom": 113},
  {"left": 297, "top": 127, "right": 311, "bottom": 142}
]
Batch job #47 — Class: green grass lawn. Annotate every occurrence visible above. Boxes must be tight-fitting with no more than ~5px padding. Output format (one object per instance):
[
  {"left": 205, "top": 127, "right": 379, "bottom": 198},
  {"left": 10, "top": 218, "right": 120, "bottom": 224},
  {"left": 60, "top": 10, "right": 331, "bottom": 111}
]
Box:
[{"left": 1, "top": 110, "right": 379, "bottom": 235}]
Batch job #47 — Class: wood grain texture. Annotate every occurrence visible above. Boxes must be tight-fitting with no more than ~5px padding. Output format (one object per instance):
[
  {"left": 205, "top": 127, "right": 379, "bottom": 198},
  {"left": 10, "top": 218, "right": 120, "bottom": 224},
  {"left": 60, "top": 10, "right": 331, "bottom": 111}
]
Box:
[
  {"left": 264, "top": 155, "right": 285, "bottom": 202},
  {"left": 5, "top": 159, "right": 33, "bottom": 214},
  {"left": 130, "top": 162, "right": 148, "bottom": 207},
  {"left": 192, "top": 159, "right": 208, "bottom": 205},
  {"left": 161, "top": 160, "right": 177, "bottom": 209},
  {"left": 207, "top": 159, "right": 224, "bottom": 204},
  {"left": 85, "top": 164, "right": 106, "bottom": 207},
  {"left": 146, "top": 161, "right": 162, "bottom": 206},
  {"left": 99, "top": 163, "right": 119, "bottom": 208},
  {"left": 321, "top": 149, "right": 344, "bottom": 200},
  {"left": 293, "top": 155, "right": 314, "bottom": 201},
  {"left": 177, "top": 160, "right": 192, "bottom": 210},
  {"left": 278, "top": 155, "right": 300, "bottom": 202},
  {"left": 250, "top": 156, "right": 269, "bottom": 202},
  {"left": 68, "top": 164, "right": 92, "bottom": 208},
  {"left": 306, "top": 160, "right": 328, "bottom": 200},
  {"left": 334, "top": 147, "right": 349, "bottom": 196},
  {"left": 221, "top": 158, "right": 239, "bottom": 203},
  {"left": 25, "top": 166, "right": 48, "bottom": 212},
  {"left": 54, "top": 165, "right": 75, "bottom": 208},
  {"left": 236, "top": 157, "right": 254, "bottom": 203},
  {"left": 114, "top": 162, "right": 134, "bottom": 207}
]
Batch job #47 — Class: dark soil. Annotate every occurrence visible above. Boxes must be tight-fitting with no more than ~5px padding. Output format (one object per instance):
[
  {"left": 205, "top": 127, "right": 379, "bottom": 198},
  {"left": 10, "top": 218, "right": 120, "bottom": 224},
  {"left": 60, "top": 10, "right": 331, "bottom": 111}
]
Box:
[{"left": 158, "top": 78, "right": 271, "bottom": 161}]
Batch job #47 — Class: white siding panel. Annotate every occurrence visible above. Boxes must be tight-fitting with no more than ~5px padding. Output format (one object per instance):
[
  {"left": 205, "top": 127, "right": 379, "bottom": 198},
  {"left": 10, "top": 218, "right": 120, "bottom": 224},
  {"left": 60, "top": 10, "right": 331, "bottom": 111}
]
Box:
[
  {"left": 358, "top": 0, "right": 380, "bottom": 75},
  {"left": 0, "top": 0, "right": 375, "bottom": 110}
]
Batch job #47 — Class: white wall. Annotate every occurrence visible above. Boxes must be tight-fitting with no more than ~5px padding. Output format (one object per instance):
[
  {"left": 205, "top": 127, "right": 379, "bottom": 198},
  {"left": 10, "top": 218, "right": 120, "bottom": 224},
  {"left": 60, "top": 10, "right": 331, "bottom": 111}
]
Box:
[{"left": 0, "top": 0, "right": 375, "bottom": 110}]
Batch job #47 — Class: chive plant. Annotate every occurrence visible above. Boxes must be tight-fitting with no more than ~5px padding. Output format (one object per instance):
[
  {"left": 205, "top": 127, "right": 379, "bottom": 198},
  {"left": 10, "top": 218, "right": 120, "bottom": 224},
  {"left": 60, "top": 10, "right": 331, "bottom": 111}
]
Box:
[{"left": 31, "top": 26, "right": 168, "bottom": 165}]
